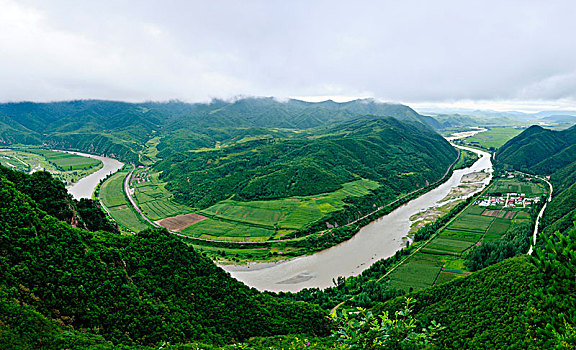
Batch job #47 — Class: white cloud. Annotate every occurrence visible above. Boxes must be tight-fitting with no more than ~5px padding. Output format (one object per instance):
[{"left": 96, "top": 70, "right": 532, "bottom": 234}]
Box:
[{"left": 0, "top": 0, "right": 575, "bottom": 109}]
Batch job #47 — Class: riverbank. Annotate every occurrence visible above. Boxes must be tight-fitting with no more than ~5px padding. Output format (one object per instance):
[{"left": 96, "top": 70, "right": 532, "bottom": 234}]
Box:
[
  {"left": 62, "top": 150, "right": 125, "bottom": 200},
  {"left": 224, "top": 144, "right": 493, "bottom": 292}
]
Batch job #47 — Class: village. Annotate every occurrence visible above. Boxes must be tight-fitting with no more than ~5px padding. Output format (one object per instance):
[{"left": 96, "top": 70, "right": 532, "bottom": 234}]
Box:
[{"left": 476, "top": 193, "right": 541, "bottom": 208}]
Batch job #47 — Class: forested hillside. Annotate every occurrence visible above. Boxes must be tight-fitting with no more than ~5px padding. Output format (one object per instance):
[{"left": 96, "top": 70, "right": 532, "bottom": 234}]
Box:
[
  {"left": 0, "top": 167, "right": 330, "bottom": 348},
  {"left": 496, "top": 125, "right": 576, "bottom": 235},
  {"left": 156, "top": 118, "right": 457, "bottom": 208},
  {"left": 0, "top": 98, "right": 438, "bottom": 163}
]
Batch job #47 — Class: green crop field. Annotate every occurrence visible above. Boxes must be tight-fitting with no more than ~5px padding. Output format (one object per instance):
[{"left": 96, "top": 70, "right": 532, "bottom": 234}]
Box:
[
  {"left": 450, "top": 214, "right": 494, "bottom": 232},
  {"left": 421, "top": 237, "right": 475, "bottom": 255},
  {"left": 491, "top": 179, "right": 546, "bottom": 195},
  {"left": 483, "top": 218, "right": 511, "bottom": 240},
  {"left": 388, "top": 254, "right": 444, "bottom": 292},
  {"left": 0, "top": 148, "right": 103, "bottom": 185},
  {"left": 193, "top": 179, "right": 380, "bottom": 239},
  {"left": 30, "top": 149, "right": 102, "bottom": 170},
  {"left": 440, "top": 229, "right": 483, "bottom": 243},
  {"left": 0, "top": 151, "right": 29, "bottom": 172},
  {"left": 464, "top": 127, "right": 523, "bottom": 150},
  {"left": 180, "top": 218, "right": 275, "bottom": 241},
  {"left": 100, "top": 171, "right": 150, "bottom": 232},
  {"left": 132, "top": 171, "right": 194, "bottom": 221}
]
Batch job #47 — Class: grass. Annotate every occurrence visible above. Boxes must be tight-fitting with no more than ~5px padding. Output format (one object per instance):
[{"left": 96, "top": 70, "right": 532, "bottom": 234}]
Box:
[
  {"left": 464, "top": 127, "right": 523, "bottom": 150},
  {"left": 100, "top": 171, "right": 150, "bottom": 233}
]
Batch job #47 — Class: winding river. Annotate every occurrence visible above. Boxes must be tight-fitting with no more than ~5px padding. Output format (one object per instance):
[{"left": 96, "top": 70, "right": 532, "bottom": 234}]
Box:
[
  {"left": 63, "top": 151, "right": 124, "bottom": 200},
  {"left": 224, "top": 129, "right": 492, "bottom": 292}
]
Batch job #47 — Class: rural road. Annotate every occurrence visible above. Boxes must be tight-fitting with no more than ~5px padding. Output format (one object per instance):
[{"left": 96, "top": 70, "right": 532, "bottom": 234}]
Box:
[
  {"left": 527, "top": 176, "right": 553, "bottom": 255},
  {"left": 123, "top": 166, "right": 160, "bottom": 228}
]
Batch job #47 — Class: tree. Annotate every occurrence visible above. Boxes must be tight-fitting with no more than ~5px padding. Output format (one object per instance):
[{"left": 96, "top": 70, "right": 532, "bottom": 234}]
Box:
[
  {"left": 529, "top": 223, "right": 576, "bottom": 349},
  {"left": 331, "top": 298, "right": 444, "bottom": 349}
]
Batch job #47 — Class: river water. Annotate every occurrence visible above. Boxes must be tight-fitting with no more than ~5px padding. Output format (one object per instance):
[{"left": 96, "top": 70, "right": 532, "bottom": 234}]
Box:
[
  {"left": 224, "top": 130, "right": 492, "bottom": 292},
  {"left": 62, "top": 151, "right": 124, "bottom": 200}
]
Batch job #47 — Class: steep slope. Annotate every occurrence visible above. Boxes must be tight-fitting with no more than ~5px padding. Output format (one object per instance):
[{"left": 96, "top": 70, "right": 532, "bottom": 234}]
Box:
[
  {"left": 496, "top": 125, "right": 576, "bottom": 235},
  {"left": 156, "top": 117, "right": 457, "bottom": 209},
  {"left": 496, "top": 125, "right": 576, "bottom": 174},
  {"left": 0, "top": 173, "right": 330, "bottom": 347},
  {"left": 382, "top": 257, "right": 540, "bottom": 349}
]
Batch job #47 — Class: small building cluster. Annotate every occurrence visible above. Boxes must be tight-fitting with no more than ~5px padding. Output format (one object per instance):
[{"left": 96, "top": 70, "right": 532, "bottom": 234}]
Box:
[{"left": 476, "top": 193, "right": 540, "bottom": 208}]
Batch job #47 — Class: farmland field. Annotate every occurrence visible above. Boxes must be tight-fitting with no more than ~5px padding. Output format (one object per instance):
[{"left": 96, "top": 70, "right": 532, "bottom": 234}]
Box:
[
  {"left": 383, "top": 176, "right": 549, "bottom": 293},
  {"left": 200, "top": 179, "right": 379, "bottom": 227},
  {"left": 0, "top": 151, "right": 29, "bottom": 172},
  {"left": 100, "top": 171, "right": 150, "bottom": 232},
  {"left": 30, "top": 149, "right": 102, "bottom": 170},
  {"left": 464, "top": 127, "right": 523, "bottom": 150},
  {"left": 388, "top": 254, "right": 444, "bottom": 292},
  {"left": 187, "top": 179, "right": 380, "bottom": 240},
  {"left": 450, "top": 213, "right": 494, "bottom": 232},
  {"left": 180, "top": 218, "right": 275, "bottom": 241},
  {"left": 492, "top": 180, "right": 546, "bottom": 195},
  {"left": 132, "top": 170, "right": 195, "bottom": 221},
  {"left": 0, "top": 148, "right": 103, "bottom": 185},
  {"left": 421, "top": 237, "right": 475, "bottom": 255}
]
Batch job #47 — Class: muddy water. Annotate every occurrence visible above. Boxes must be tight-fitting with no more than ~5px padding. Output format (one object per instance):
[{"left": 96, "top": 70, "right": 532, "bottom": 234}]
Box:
[
  {"left": 224, "top": 132, "right": 492, "bottom": 292},
  {"left": 62, "top": 151, "right": 124, "bottom": 200}
]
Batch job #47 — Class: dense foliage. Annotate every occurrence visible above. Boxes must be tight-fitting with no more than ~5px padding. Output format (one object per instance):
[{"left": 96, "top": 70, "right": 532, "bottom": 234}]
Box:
[
  {"left": 331, "top": 299, "right": 444, "bottom": 350},
  {"left": 156, "top": 118, "right": 457, "bottom": 208},
  {"left": 0, "top": 172, "right": 331, "bottom": 347},
  {"left": 381, "top": 257, "right": 541, "bottom": 349},
  {"left": 0, "top": 98, "right": 438, "bottom": 163},
  {"left": 528, "top": 223, "right": 576, "bottom": 349},
  {"left": 464, "top": 221, "right": 532, "bottom": 271}
]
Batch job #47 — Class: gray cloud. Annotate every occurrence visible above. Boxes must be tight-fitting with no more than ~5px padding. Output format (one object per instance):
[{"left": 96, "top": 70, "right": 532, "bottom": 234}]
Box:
[{"left": 1, "top": 0, "right": 575, "bottom": 107}]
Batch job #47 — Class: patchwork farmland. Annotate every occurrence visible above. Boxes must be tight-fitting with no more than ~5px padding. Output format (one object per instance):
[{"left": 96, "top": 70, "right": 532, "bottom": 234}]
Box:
[{"left": 387, "top": 177, "right": 548, "bottom": 292}]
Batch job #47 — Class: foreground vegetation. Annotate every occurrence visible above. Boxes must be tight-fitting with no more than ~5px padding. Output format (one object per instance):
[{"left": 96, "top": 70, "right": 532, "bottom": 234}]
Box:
[{"left": 0, "top": 165, "right": 331, "bottom": 348}]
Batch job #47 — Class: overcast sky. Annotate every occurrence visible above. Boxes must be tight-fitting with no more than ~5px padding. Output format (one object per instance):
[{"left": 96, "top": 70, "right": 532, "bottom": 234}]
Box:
[{"left": 1, "top": 0, "right": 575, "bottom": 111}]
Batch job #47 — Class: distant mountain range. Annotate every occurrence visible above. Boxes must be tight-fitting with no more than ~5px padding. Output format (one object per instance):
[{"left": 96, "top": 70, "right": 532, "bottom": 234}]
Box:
[{"left": 0, "top": 98, "right": 439, "bottom": 162}]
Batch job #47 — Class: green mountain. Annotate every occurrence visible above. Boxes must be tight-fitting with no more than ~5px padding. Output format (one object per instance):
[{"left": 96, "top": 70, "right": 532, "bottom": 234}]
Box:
[
  {"left": 156, "top": 117, "right": 457, "bottom": 209},
  {"left": 496, "top": 125, "right": 576, "bottom": 235},
  {"left": 382, "top": 257, "right": 540, "bottom": 349},
  {"left": 0, "top": 98, "right": 439, "bottom": 162},
  {"left": 0, "top": 166, "right": 330, "bottom": 348}
]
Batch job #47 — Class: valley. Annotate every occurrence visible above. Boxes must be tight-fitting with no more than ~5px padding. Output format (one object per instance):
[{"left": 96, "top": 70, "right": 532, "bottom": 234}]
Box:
[{"left": 0, "top": 98, "right": 573, "bottom": 349}]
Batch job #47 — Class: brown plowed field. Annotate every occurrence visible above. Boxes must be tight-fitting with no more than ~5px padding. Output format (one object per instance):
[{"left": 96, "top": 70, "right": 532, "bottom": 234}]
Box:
[{"left": 156, "top": 213, "right": 207, "bottom": 232}]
